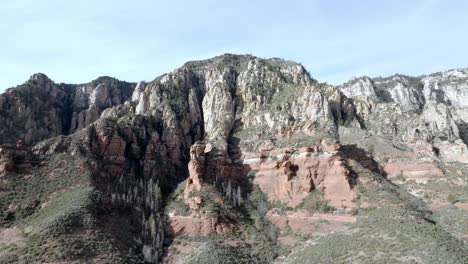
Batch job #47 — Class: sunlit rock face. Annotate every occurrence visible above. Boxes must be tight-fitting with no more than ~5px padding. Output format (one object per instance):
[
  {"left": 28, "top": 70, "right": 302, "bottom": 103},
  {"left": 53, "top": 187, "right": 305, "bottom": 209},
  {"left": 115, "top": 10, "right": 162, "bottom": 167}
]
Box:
[
  {"left": 341, "top": 76, "right": 377, "bottom": 99},
  {"left": 246, "top": 145, "right": 356, "bottom": 208},
  {"left": 422, "top": 69, "right": 468, "bottom": 107},
  {"left": 339, "top": 68, "right": 468, "bottom": 165}
]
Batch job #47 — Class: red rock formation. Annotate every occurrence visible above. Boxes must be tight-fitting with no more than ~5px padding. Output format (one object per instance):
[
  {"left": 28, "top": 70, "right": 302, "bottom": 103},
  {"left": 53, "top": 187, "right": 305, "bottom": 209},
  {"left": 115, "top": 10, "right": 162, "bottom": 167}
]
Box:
[
  {"left": 88, "top": 126, "right": 128, "bottom": 177},
  {"left": 373, "top": 144, "right": 444, "bottom": 180},
  {"left": 167, "top": 213, "right": 236, "bottom": 237},
  {"left": 183, "top": 141, "right": 357, "bottom": 211},
  {"left": 384, "top": 162, "right": 443, "bottom": 179},
  {"left": 185, "top": 141, "right": 207, "bottom": 194},
  {"left": 244, "top": 146, "right": 356, "bottom": 208},
  {"left": 341, "top": 144, "right": 444, "bottom": 183}
]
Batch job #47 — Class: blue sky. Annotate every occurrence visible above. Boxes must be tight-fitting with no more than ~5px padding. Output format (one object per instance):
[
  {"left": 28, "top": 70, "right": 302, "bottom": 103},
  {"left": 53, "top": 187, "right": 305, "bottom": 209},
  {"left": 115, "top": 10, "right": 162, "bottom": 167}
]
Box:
[{"left": 1, "top": 0, "right": 467, "bottom": 90}]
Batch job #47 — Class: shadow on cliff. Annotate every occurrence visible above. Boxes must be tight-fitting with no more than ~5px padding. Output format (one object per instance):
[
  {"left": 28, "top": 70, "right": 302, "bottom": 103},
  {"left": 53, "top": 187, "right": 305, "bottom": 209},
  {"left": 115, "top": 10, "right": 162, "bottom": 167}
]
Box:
[
  {"left": 456, "top": 121, "right": 468, "bottom": 146},
  {"left": 85, "top": 117, "right": 200, "bottom": 263},
  {"left": 341, "top": 144, "right": 387, "bottom": 179},
  {"left": 224, "top": 135, "right": 280, "bottom": 262}
]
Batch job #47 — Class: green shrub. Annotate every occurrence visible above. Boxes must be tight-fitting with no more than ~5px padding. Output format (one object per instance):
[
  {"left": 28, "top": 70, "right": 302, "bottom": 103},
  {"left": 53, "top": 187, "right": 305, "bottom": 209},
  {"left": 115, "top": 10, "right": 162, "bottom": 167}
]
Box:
[
  {"left": 166, "top": 180, "right": 191, "bottom": 216},
  {"left": 447, "top": 194, "right": 459, "bottom": 204},
  {"left": 185, "top": 241, "right": 261, "bottom": 264},
  {"left": 296, "top": 190, "right": 335, "bottom": 213}
]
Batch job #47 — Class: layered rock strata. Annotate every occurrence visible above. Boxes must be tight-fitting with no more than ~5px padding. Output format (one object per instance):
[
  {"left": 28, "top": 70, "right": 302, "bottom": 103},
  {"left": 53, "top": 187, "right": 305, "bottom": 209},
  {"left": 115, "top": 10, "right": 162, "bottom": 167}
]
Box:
[{"left": 183, "top": 142, "right": 356, "bottom": 210}]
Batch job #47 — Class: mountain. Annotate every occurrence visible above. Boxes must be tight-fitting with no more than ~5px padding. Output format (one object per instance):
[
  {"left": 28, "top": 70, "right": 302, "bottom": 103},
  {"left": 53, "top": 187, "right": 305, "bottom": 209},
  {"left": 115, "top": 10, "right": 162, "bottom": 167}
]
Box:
[
  {"left": 0, "top": 54, "right": 467, "bottom": 263},
  {"left": 0, "top": 73, "right": 136, "bottom": 145}
]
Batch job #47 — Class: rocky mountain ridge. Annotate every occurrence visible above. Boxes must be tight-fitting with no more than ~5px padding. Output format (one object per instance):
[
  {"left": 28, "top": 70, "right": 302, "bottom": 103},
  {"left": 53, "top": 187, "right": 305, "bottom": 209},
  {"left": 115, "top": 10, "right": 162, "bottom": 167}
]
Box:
[
  {"left": 340, "top": 68, "right": 468, "bottom": 110},
  {"left": 0, "top": 73, "right": 136, "bottom": 145},
  {"left": 1, "top": 54, "right": 468, "bottom": 263}
]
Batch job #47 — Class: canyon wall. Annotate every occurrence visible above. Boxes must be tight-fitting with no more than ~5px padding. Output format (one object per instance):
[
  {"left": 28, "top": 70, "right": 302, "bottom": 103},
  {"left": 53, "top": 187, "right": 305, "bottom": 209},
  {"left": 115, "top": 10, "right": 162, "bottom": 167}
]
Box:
[{"left": 2, "top": 54, "right": 468, "bottom": 263}]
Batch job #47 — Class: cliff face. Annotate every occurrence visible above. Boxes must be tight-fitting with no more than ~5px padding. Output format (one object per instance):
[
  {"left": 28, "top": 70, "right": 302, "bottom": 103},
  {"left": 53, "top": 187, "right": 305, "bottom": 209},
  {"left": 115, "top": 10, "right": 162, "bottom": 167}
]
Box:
[
  {"left": 0, "top": 73, "right": 135, "bottom": 145},
  {"left": 340, "top": 69, "right": 468, "bottom": 110},
  {"left": 124, "top": 55, "right": 348, "bottom": 150},
  {"left": 339, "top": 70, "right": 468, "bottom": 184},
  {"left": 1, "top": 54, "right": 468, "bottom": 263}
]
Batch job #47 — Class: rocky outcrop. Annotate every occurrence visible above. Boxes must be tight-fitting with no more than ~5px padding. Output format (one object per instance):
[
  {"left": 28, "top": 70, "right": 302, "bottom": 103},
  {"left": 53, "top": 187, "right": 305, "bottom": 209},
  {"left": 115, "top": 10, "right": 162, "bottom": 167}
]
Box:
[
  {"left": 340, "top": 73, "right": 468, "bottom": 173},
  {"left": 340, "top": 71, "right": 468, "bottom": 111},
  {"left": 126, "top": 54, "right": 344, "bottom": 153},
  {"left": 68, "top": 76, "right": 136, "bottom": 132},
  {"left": 168, "top": 213, "right": 236, "bottom": 237},
  {"left": 0, "top": 141, "right": 36, "bottom": 176},
  {"left": 422, "top": 69, "right": 468, "bottom": 107},
  {"left": 185, "top": 141, "right": 208, "bottom": 195},
  {"left": 244, "top": 145, "right": 356, "bottom": 208},
  {"left": 341, "top": 76, "right": 377, "bottom": 99},
  {"left": 0, "top": 74, "right": 136, "bottom": 146},
  {"left": 182, "top": 141, "right": 356, "bottom": 210},
  {"left": 0, "top": 147, "right": 15, "bottom": 176},
  {"left": 383, "top": 162, "right": 443, "bottom": 179}
]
